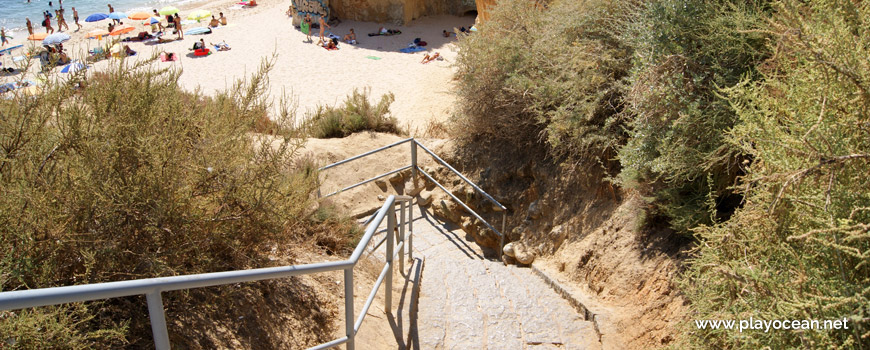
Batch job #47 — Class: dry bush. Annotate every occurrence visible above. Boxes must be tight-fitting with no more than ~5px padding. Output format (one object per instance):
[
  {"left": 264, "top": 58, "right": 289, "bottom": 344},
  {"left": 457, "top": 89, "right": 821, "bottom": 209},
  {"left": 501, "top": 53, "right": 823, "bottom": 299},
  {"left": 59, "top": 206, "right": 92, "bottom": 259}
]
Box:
[
  {"left": 305, "top": 88, "right": 404, "bottom": 138},
  {"left": 681, "top": 1, "right": 870, "bottom": 347},
  {"left": 452, "top": 0, "right": 635, "bottom": 165},
  {"left": 0, "top": 56, "right": 353, "bottom": 347}
]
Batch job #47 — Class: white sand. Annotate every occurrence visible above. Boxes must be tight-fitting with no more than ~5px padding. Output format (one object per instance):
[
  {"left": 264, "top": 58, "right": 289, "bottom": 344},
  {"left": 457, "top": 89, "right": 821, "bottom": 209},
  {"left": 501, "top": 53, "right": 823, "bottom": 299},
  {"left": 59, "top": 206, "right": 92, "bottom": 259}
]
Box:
[{"left": 1, "top": 0, "right": 475, "bottom": 130}]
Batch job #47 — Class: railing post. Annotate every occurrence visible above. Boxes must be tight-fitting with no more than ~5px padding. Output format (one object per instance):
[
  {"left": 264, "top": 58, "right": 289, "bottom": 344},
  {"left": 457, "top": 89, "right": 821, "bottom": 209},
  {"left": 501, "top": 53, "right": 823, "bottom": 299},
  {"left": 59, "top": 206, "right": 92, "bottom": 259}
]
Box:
[
  {"left": 385, "top": 208, "right": 395, "bottom": 312},
  {"left": 399, "top": 201, "right": 406, "bottom": 273},
  {"left": 500, "top": 211, "right": 507, "bottom": 260},
  {"left": 408, "top": 199, "right": 414, "bottom": 261},
  {"left": 146, "top": 291, "right": 171, "bottom": 350},
  {"left": 344, "top": 268, "right": 355, "bottom": 350},
  {"left": 411, "top": 140, "right": 418, "bottom": 189}
]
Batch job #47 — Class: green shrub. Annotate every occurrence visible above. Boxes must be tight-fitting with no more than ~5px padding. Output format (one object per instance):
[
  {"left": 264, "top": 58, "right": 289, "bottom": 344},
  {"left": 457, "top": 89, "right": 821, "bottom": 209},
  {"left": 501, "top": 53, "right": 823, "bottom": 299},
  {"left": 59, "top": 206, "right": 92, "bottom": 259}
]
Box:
[
  {"left": 617, "top": 0, "right": 770, "bottom": 233},
  {"left": 681, "top": 1, "right": 870, "bottom": 347},
  {"left": 0, "top": 57, "right": 344, "bottom": 347},
  {"left": 306, "top": 88, "right": 402, "bottom": 138},
  {"left": 453, "top": 0, "right": 634, "bottom": 163}
]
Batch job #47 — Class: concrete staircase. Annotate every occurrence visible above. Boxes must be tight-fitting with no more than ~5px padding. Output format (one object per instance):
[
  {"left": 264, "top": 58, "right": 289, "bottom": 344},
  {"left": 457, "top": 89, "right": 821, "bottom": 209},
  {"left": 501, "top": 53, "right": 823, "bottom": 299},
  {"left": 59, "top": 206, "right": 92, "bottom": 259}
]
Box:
[{"left": 366, "top": 204, "right": 601, "bottom": 349}]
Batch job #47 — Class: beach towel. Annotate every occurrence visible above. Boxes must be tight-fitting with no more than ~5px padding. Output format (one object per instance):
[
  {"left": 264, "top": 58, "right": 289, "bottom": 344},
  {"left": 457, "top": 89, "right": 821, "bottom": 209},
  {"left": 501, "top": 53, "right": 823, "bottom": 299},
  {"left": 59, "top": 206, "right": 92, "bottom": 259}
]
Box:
[
  {"left": 301, "top": 22, "right": 310, "bottom": 34},
  {"left": 399, "top": 46, "right": 426, "bottom": 53},
  {"left": 368, "top": 30, "right": 401, "bottom": 37},
  {"left": 365, "top": 56, "right": 381, "bottom": 60},
  {"left": 160, "top": 52, "right": 179, "bottom": 62}
]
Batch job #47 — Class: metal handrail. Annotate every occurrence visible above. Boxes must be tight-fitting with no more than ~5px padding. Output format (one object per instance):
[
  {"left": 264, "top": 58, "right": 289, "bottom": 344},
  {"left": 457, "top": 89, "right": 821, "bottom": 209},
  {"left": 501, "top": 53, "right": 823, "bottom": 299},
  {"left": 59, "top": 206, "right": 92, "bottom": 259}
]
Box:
[
  {"left": 0, "top": 138, "right": 506, "bottom": 350},
  {"left": 318, "top": 138, "right": 508, "bottom": 258},
  {"left": 0, "top": 195, "right": 414, "bottom": 350}
]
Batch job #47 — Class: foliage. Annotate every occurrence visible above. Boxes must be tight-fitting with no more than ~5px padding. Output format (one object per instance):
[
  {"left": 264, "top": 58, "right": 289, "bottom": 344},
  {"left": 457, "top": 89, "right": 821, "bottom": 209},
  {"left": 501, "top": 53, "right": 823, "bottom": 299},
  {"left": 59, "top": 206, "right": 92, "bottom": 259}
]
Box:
[
  {"left": 0, "top": 56, "right": 347, "bottom": 347},
  {"left": 681, "top": 1, "right": 870, "bottom": 347},
  {"left": 453, "top": 0, "right": 634, "bottom": 163},
  {"left": 617, "top": 0, "right": 770, "bottom": 233},
  {"left": 305, "top": 88, "right": 402, "bottom": 138}
]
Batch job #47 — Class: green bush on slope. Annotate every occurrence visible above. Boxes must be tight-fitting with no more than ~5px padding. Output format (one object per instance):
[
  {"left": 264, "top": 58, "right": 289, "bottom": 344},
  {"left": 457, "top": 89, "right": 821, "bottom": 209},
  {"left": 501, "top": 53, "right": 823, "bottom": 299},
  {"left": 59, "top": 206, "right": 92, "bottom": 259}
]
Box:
[
  {"left": 682, "top": 1, "right": 870, "bottom": 347},
  {"left": 618, "top": 0, "right": 769, "bottom": 233},
  {"left": 453, "top": 0, "right": 633, "bottom": 163},
  {"left": 0, "top": 58, "right": 348, "bottom": 347},
  {"left": 305, "top": 88, "right": 403, "bottom": 138}
]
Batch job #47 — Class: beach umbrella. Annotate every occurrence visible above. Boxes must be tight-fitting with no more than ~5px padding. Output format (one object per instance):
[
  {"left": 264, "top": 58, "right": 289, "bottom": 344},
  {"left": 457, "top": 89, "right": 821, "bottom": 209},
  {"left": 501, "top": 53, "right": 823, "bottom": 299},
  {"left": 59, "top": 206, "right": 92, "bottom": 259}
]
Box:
[
  {"left": 108, "top": 12, "right": 128, "bottom": 20},
  {"left": 61, "top": 61, "right": 86, "bottom": 74},
  {"left": 42, "top": 32, "right": 71, "bottom": 46},
  {"left": 142, "top": 17, "right": 161, "bottom": 25},
  {"left": 158, "top": 6, "right": 179, "bottom": 15},
  {"left": 27, "top": 33, "right": 47, "bottom": 41},
  {"left": 109, "top": 25, "right": 135, "bottom": 36},
  {"left": 129, "top": 12, "right": 151, "bottom": 20},
  {"left": 85, "top": 13, "right": 109, "bottom": 22},
  {"left": 187, "top": 10, "right": 211, "bottom": 21},
  {"left": 87, "top": 29, "right": 110, "bottom": 39}
]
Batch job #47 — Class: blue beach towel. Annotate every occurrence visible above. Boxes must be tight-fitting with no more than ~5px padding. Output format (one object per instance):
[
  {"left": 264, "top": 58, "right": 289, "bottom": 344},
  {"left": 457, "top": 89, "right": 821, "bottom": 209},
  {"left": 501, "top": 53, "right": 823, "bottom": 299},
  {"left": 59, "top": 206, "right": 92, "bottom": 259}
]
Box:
[{"left": 399, "top": 46, "right": 426, "bottom": 53}]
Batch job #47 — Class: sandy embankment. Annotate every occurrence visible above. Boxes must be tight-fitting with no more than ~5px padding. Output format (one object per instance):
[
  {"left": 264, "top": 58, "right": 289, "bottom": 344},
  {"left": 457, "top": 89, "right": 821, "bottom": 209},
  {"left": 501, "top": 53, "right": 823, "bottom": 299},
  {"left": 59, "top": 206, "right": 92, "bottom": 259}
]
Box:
[{"left": 2, "top": 0, "right": 473, "bottom": 131}]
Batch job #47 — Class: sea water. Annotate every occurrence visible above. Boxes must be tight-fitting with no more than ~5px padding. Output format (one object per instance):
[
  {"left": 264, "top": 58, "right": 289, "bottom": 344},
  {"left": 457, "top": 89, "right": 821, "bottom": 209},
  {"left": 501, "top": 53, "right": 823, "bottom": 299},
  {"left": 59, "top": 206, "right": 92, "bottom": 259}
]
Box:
[{"left": 0, "top": 0, "right": 203, "bottom": 37}]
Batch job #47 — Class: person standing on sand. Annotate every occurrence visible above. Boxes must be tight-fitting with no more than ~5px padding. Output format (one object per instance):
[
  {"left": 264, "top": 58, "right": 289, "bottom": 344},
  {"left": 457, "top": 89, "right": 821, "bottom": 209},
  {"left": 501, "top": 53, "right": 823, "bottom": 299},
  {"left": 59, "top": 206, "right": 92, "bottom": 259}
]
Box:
[
  {"left": 72, "top": 8, "right": 81, "bottom": 31},
  {"left": 174, "top": 14, "right": 183, "bottom": 39},
  {"left": 1, "top": 28, "right": 8, "bottom": 47},
  {"left": 151, "top": 10, "right": 164, "bottom": 31},
  {"left": 57, "top": 9, "right": 69, "bottom": 31},
  {"left": 26, "top": 18, "right": 34, "bottom": 35},
  {"left": 108, "top": 4, "right": 119, "bottom": 24},
  {"left": 318, "top": 15, "right": 330, "bottom": 42},
  {"left": 303, "top": 14, "right": 313, "bottom": 42},
  {"left": 44, "top": 13, "right": 54, "bottom": 34}
]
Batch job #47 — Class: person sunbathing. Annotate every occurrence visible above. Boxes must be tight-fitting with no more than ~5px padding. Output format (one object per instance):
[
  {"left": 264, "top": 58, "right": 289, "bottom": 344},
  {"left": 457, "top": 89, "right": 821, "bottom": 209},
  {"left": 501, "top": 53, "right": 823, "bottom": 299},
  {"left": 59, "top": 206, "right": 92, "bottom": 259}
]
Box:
[
  {"left": 209, "top": 16, "right": 220, "bottom": 28},
  {"left": 212, "top": 41, "right": 231, "bottom": 51},
  {"left": 421, "top": 52, "right": 440, "bottom": 64},
  {"left": 442, "top": 30, "right": 454, "bottom": 37},
  {"left": 124, "top": 45, "right": 136, "bottom": 56},
  {"left": 343, "top": 28, "right": 357, "bottom": 44},
  {"left": 246, "top": 0, "right": 258, "bottom": 6}
]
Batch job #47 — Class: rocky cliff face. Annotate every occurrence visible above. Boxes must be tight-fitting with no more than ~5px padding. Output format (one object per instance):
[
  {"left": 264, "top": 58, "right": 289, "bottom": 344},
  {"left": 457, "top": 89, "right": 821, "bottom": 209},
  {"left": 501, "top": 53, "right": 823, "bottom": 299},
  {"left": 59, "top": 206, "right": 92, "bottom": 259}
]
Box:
[{"left": 328, "top": 0, "right": 477, "bottom": 24}]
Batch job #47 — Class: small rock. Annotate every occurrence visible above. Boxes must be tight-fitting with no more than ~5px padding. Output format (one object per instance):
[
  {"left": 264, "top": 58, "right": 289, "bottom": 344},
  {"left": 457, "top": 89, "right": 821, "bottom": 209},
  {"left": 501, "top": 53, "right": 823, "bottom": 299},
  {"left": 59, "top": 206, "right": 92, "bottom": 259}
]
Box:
[
  {"left": 377, "top": 195, "right": 386, "bottom": 201},
  {"left": 528, "top": 200, "right": 543, "bottom": 220},
  {"left": 550, "top": 224, "right": 567, "bottom": 240},
  {"left": 407, "top": 184, "right": 424, "bottom": 197},
  {"left": 513, "top": 243, "right": 536, "bottom": 264},
  {"left": 374, "top": 179, "right": 388, "bottom": 191},
  {"left": 418, "top": 190, "right": 433, "bottom": 206},
  {"left": 389, "top": 172, "right": 404, "bottom": 184},
  {"left": 503, "top": 242, "right": 516, "bottom": 258}
]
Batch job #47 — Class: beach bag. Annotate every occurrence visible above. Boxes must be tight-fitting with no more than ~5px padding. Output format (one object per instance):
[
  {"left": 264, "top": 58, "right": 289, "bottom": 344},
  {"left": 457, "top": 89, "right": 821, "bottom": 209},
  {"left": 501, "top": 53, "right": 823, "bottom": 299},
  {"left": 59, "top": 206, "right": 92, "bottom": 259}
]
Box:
[
  {"left": 41, "top": 19, "right": 46, "bottom": 27},
  {"left": 301, "top": 22, "right": 310, "bottom": 34}
]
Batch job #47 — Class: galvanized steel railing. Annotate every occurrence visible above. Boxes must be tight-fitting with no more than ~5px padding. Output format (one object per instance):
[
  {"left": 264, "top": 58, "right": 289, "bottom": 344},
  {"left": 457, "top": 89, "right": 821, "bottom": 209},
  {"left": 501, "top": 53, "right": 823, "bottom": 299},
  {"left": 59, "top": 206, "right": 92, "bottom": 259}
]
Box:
[
  {"left": 0, "top": 138, "right": 505, "bottom": 350},
  {"left": 318, "top": 138, "right": 507, "bottom": 258}
]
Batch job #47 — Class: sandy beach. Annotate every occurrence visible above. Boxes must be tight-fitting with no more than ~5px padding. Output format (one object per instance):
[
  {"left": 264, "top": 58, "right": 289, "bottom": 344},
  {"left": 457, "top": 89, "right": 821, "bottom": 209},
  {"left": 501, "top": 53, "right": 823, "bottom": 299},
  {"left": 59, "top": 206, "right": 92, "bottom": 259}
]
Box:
[{"left": 1, "top": 0, "right": 473, "bottom": 130}]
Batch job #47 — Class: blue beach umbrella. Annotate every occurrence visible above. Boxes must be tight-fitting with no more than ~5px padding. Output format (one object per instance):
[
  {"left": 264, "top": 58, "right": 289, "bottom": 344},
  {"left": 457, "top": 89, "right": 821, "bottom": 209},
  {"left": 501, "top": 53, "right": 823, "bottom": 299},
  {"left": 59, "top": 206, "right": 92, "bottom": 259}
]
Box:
[
  {"left": 144, "top": 17, "right": 160, "bottom": 25},
  {"left": 108, "top": 12, "right": 128, "bottom": 20},
  {"left": 85, "top": 13, "right": 109, "bottom": 22},
  {"left": 60, "top": 61, "right": 87, "bottom": 74}
]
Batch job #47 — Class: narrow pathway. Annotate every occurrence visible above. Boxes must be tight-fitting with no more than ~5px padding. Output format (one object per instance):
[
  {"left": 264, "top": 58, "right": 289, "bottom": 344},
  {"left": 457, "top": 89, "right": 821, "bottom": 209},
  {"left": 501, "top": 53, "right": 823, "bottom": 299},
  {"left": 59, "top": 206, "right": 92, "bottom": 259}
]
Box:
[{"left": 404, "top": 205, "right": 601, "bottom": 350}]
